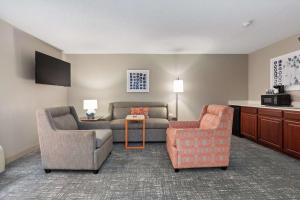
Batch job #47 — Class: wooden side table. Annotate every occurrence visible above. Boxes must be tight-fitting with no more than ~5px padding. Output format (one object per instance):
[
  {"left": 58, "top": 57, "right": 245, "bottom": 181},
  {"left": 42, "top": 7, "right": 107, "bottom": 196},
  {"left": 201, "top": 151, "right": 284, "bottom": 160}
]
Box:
[{"left": 125, "top": 115, "right": 145, "bottom": 150}]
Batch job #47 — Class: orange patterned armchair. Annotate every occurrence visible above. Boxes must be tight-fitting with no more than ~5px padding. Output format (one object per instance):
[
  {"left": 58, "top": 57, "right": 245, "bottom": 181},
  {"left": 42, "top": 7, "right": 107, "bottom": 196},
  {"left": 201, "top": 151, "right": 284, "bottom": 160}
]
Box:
[{"left": 166, "top": 105, "right": 234, "bottom": 172}]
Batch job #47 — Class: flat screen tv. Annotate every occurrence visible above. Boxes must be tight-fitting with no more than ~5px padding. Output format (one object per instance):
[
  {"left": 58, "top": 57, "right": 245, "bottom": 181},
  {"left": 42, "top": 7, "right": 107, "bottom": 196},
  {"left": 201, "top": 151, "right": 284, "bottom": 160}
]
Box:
[{"left": 35, "top": 51, "right": 71, "bottom": 87}]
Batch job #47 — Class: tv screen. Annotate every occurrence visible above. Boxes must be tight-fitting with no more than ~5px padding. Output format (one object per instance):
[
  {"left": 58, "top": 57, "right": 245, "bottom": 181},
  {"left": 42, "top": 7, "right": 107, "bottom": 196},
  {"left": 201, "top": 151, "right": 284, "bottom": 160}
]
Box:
[{"left": 35, "top": 51, "right": 71, "bottom": 87}]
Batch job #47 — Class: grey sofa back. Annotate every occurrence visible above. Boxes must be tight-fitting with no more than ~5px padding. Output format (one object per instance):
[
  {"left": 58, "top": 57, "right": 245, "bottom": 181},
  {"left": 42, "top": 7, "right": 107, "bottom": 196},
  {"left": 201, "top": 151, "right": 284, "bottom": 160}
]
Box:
[
  {"left": 46, "top": 106, "right": 80, "bottom": 130},
  {"left": 109, "top": 102, "right": 169, "bottom": 120}
]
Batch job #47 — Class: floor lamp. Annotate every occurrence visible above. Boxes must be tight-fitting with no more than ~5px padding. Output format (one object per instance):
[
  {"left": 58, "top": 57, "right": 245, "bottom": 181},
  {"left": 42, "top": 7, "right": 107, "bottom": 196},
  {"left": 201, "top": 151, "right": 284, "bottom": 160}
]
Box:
[{"left": 173, "top": 78, "right": 184, "bottom": 120}]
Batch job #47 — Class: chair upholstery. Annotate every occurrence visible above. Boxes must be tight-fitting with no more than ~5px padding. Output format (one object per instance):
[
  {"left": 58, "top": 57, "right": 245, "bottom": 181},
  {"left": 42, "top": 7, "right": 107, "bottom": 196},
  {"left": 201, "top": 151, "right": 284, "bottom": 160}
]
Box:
[
  {"left": 36, "top": 106, "right": 113, "bottom": 172},
  {"left": 166, "top": 105, "right": 234, "bottom": 170}
]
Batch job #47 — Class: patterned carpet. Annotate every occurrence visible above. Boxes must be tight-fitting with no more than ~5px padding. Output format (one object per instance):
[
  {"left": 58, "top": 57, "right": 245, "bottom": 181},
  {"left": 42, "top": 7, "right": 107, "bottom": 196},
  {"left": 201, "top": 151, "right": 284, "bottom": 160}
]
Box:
[{"left": 0, "top": 136, "right": 300, "bottom": 200}]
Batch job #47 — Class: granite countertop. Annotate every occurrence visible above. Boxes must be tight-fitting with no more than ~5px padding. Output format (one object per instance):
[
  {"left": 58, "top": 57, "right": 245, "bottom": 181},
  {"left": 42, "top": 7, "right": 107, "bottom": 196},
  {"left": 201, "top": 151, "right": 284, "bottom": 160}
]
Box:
[{"left": 228, "top": 100, "right": 300, "bottom": 112}]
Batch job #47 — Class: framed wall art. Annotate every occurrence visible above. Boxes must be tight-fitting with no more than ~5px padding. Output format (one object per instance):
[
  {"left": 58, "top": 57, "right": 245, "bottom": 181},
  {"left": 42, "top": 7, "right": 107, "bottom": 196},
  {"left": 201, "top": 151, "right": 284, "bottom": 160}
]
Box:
[
  {"left": 270, "top": 50, "right": 300, "bottom": 91},
  {"left": 127, "top": 70, "right": 149, "bottom": 92}
]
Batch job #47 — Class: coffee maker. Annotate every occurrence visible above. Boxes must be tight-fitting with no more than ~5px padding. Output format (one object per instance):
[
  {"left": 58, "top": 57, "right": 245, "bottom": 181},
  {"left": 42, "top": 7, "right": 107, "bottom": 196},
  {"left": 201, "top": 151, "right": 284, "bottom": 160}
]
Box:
[{"left": 273, "top": 85, "right": 285, "bottom": 94}]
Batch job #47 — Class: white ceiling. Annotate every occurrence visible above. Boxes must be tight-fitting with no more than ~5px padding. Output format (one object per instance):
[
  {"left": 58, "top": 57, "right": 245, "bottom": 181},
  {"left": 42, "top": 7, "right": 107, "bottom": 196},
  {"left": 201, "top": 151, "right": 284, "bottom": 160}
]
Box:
[{"left": 1, "top": 0, "right": 300, "bottom": 54}]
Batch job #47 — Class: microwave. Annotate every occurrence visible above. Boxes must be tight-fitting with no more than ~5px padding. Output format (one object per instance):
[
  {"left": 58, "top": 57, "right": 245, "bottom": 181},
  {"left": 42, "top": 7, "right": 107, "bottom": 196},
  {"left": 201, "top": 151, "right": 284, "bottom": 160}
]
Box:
[{"left": 261, "top": 94, "right": 291, "bottom": 106}]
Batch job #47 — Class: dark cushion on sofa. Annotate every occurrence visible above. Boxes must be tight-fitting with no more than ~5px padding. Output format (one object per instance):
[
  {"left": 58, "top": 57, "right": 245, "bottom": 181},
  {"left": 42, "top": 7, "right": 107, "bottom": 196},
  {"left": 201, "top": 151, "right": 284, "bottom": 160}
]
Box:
[{"left": 110, "top": 118, "right": 169, "bottom": 130}]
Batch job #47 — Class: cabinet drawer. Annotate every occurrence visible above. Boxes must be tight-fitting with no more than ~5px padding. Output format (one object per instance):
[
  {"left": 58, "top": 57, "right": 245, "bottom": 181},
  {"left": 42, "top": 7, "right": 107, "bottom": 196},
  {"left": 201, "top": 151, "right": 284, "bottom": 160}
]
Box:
[
  {"left": 284, "top": 111, "right": 300, "bottom": 121},
  {"left": 258, "top": 108, "right": 282, "bottom": 118},
  {"left": 241, "top": 107, "right": 257, "bottom": 114}
]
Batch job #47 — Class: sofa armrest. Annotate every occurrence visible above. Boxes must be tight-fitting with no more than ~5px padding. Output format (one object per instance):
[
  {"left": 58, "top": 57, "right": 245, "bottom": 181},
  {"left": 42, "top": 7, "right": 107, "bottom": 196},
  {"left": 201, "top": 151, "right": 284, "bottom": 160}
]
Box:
[
  {"left": 169, "top": 121, "right": 199, "bottom": 128},
  {"left": 103, "top": 114, "right": 112, "bottom": 121},
  {"left": 102, "top": 113, "right": 112, "bottom": 121},
  {"left": 78, "top": 121, "right": 111, "bottom": 130},
  {"left": 168, "top": 113, "right": 177, "bottom": 121}
]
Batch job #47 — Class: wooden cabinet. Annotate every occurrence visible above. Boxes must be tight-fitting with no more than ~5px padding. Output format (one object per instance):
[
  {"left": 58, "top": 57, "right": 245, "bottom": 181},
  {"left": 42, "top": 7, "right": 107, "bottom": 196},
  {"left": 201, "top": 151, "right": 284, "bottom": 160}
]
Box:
[
  {"left": 239, "top": 106, "right": 300, "bottom": 160},
  {"left": 258, "top": 115, "right": 283, "bottom": 151},
  {"left": 257, "top": 109, "right": 283, "bottom": 151},
  {"left": 283, "top": 111, "right": 300, "bottom": 159},
  {"left": 241, "top": 107, "right": 257, "bottom": 141}
]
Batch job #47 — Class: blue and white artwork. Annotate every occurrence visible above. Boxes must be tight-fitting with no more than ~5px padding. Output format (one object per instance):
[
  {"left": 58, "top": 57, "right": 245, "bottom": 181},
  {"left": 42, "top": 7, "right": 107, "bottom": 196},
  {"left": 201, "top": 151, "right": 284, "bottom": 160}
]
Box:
[
  {"left": 270, "top": 50, "right": 300, "bottom": 91},
  {"left": 127, "top": 70, "right": 149, "bottom": 92}
]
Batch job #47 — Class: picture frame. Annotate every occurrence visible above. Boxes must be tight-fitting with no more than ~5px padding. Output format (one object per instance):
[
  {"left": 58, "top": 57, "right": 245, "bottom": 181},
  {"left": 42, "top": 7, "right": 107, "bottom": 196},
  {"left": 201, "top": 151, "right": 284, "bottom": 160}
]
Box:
[
  {"left": 270, "top": 50, "right": 300, "bottom": 91},
  {"left": 127, "top": 70, "right": 149, "bottom": 92}
]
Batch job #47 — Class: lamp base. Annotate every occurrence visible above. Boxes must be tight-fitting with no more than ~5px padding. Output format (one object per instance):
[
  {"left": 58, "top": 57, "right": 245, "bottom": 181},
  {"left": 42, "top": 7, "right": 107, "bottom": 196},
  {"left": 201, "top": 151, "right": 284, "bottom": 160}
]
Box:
[{"left": 86, "top": 112, "right": 95, "bottom": 119}]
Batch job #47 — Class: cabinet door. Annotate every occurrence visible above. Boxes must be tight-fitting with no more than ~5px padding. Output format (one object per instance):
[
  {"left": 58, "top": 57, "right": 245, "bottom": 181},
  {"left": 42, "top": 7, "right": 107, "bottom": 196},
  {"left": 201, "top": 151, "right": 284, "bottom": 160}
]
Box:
[
  {"left": 241, "top": 112, "right": 257, "bottom": 141},
  {"left": 284, "top": 120, "right": 300, "bottom": 159},
  {"left": 258, "top": 116, "right": 283, "bottom": 151}
]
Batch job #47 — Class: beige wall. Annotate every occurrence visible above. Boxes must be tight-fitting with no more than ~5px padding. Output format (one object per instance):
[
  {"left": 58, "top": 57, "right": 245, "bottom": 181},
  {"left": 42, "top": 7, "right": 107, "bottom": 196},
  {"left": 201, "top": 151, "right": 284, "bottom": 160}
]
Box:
[
  {"left": 0, "top": 19, "right": 68, "bottom": 162},
  {"left": 249, "top": 33, "right": 300, "bottom": 101},
  {"left": 66, "top": 54, "right": 248, "bottom": 120}
]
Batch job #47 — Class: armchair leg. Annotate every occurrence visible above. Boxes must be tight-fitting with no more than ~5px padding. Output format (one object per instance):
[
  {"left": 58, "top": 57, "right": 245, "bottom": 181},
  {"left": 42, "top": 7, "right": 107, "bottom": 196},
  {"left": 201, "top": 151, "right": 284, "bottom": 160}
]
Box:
[
  {"left": 44, "top": 169, "right": 51, "bottom": 173},
  {"left": 93, "top": 169, "right": 100, "bottom": 174},
  {"left": 174, "top": 169, "right": 179, "bottom": 173},
  {"left": 221, "top": 167, "right": 228, "bottom": 170}
]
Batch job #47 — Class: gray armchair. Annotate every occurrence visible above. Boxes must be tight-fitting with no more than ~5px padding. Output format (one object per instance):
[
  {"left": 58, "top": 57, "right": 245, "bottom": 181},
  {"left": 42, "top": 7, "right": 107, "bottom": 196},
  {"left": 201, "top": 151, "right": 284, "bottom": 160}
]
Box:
[{"left": 36, "top": 106, "right": 113, "bottom": 174}]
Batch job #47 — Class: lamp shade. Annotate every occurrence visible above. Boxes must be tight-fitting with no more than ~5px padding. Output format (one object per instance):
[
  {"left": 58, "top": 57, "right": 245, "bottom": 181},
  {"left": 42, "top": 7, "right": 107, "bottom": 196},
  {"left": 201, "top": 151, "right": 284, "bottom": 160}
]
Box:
[
  {"left": 173, "top": 79, "right": 184, "bottom": 93},
  {"left": 83, "top": 100, "right": 98, "bottom": 110}
]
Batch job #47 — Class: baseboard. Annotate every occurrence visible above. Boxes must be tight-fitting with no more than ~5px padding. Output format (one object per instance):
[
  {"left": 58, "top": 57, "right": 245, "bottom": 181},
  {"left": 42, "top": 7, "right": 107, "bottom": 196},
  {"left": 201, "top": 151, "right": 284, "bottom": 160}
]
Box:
[{"left": 6, "top": 144, "right": 40, "bottom": 164}]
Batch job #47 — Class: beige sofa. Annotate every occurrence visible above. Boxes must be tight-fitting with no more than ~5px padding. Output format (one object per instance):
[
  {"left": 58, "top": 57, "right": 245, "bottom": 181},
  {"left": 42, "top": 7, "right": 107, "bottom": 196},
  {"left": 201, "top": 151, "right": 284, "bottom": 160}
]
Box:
[
  {"left": 36, "top": 106, "right": 113, "bottom": 174},
  {"left": 107, "top": 102, "right": 173, "bottom": 142}
]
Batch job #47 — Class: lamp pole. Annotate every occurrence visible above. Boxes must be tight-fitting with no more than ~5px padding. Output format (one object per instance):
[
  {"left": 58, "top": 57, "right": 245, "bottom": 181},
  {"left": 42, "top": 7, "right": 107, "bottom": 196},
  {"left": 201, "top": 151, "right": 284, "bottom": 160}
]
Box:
[
  {"left": 173, "top": 77, "right": 183, "bottom": 121},
  {"left": 175, "top": 76, "right": 179, "bottom": 120},
  {"left": 175, "top": 92, "right": 178, "bottom": 120}
]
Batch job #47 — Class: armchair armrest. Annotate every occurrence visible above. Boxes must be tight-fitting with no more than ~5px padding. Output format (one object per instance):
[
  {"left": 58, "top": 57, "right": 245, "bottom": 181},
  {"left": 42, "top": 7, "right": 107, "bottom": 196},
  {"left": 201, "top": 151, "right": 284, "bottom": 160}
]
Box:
[
  {"left": 174, "top": 128, "right": 230, "bottom": 149},
  {"left": 175, "top": 128, "right": 214, "bottom": 138},
  {"left": 169, "top": 121, "right": 199, "bottom": 128},
  {"left": 39, "top": 130, "right": 96, "bottom": 169},
  {"left": 78, "top": 121, "right": 111, "bottom": 130},
  {"left": 49, "top": 130, "right": 96, "bottom": 151}
]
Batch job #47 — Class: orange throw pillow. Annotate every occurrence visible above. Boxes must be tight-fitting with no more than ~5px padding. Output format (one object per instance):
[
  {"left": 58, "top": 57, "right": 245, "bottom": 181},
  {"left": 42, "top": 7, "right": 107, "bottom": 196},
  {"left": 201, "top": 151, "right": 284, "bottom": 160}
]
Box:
[{"left": 130, "top": 107, "right": 149, "bottom": 118}]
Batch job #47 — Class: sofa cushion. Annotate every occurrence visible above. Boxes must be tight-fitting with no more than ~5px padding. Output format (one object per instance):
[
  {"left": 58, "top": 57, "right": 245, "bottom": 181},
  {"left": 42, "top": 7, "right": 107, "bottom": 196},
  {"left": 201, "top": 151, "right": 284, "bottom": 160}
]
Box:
[
  {"left": 46, "top": 107, "right": 72, "bottom": 118},
  {"left": 113, "top": 108, "right": 130, "bottom": 119},
  {"left": 110, "top": 118, "right": 169, "bottom": 130},
  {"left": 95, "top": 129, "right": 112, "bottom": 148},
  {"left": 53, "top": 114, "right": 78, "bottom": 130},
  {"left": 146, "top": 118, "right": 169, "bottom": 129},
  {"left": 148, "top": 107, "right": 167, "bottom": 119}
]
